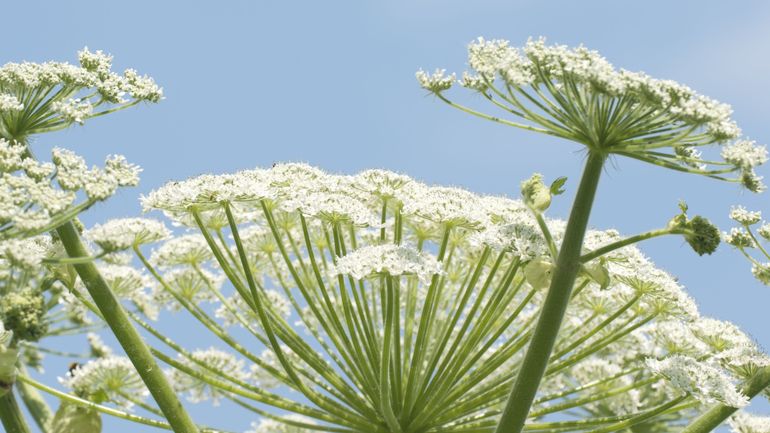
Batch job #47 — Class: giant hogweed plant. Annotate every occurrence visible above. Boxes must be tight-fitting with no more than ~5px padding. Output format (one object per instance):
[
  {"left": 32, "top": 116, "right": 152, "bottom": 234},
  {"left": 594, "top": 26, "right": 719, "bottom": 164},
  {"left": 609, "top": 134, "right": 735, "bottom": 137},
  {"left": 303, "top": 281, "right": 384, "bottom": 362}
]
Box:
[
  {"left": 417, "top": 37, "right": 769, "bottom": 433},
  {"left": 0, "top": 38, "right": 769, "bottom": 433},
  {"left": 68, "top": 161, "right": 767, "bottom": 433},
  {"left": 0, "top": 49, "right": 200, "bottom": 433}
]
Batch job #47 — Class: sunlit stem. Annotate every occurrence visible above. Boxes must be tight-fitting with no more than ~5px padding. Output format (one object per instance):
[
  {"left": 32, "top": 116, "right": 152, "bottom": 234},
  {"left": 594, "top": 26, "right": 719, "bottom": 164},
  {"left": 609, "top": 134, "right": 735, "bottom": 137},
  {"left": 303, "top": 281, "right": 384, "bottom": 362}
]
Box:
[
  {"left": 55, "top": 221, "right": 199, "bottom": 433},
  {"left": 495, "top": 151, "right": 605, "bottom": 433},
  {"left": 580, "top": 228, "right": 681, "bottom": 263}
]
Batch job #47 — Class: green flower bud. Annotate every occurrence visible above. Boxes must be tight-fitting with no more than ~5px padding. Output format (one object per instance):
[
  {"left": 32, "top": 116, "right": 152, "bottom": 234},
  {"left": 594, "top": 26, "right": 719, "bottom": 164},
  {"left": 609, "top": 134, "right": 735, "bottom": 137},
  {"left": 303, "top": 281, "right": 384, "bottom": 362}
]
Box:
[
  {"left": 50, "top": 401, "right": 102, "bottom": 433},
  {"left": 521, "top": 173, "right": 551, "bottom": 212},
  {"left": 523, "top": 257, "right": 553, "bottom": 290},
  {"left": 0, "top": 289, "right": 48, "bottom": 342},
  {"left": 685, "top": 216, "right": 720, "bottom": 256},
  {"left": 667, "top": 203, "right": 720, "bottom": 256}
]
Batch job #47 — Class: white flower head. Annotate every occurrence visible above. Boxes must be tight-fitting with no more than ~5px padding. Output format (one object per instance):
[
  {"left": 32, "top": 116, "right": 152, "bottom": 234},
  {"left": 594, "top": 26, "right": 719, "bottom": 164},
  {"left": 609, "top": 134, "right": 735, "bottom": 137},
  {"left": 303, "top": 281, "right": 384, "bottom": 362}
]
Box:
[
  {"left": 51, "top": 99, "right": 93, "bottom": 124},
  {"left": 141, "top": 169, "right": 275, "bottom": 215},
  {"left": 722, "top": 140, "right": 768, "bottom": 170},
  {"left": 86, "top": 218, "right": 170, "bottom": 251},
  {"left": 60, "top": 356, "right": 148, "bottom": 408},
  {"left": 331, "top": 244, "right": 443, "bottom": 284},
  {"left": 0, "top": 237, "right": 49, "bottom": 270},
  {"left": 646, "top": 355, "right": 748, "bottom": 408},
  {"left": 416, "top": 69, "right": 455, "bottom": 93},
  {"left": 104, "top": 155, "right": 141, "bottom": 187},
  {"left": 401, "top": 184, "right": 490, "bottom": 229},
  {"left": 724, "top": 228, "right": 755, "bottom": 248},
  {"left": 150, "top": 234, "right": 213, "bottom": 267},
  {"left": 730, "top": 206, "right": 762, "bottom": 226},
  {"left": 0, "top": 94, "right": 23, "bottom": 112},
  {"left": 169, "top": 348, "right": 247, "bottom": 405}
]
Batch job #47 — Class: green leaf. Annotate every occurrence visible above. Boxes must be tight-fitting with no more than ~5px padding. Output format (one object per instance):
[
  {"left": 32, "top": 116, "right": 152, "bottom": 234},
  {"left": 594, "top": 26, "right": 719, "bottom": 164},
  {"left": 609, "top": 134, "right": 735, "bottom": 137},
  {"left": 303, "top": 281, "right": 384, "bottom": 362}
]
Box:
[{"left": 550, "top": 177, "right": 568, "bottom": 195}]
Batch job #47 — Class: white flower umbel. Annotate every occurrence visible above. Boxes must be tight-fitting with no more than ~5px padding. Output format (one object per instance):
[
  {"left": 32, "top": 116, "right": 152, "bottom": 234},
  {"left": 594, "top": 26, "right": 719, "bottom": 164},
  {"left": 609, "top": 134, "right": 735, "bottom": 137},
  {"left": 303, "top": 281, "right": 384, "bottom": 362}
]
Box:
[
  {"left": 135, "top": 163, "right": 768, "bottom": 433},
  {"left": 331, "top": 244, "right": 443, "bottom": 284},
  {"left": 730, "top": 206, "right": 762, "bottom": 226},
  {"left": 0, "top": 144, "right": 139, "bottom": 238},
  {"left": 0, "top": 94, "right": 22, "bottom": 112},
  {"left": 150, "top": 234, "right": 213, "bottom": 267},
  {"left": 59, "top": 356, "right": 148, "bottom": 409},
  {"left": 646, "top": 355, "right": 748, "bottom": 408},
  {"left": 418, "top": 37, "right": 767, "bottom": 191},
  {"left": 0, "top": 47, "right": 162, "bottom": 140},
  {"left": 724, "top": 206, "right": 770, "bottom": 287},
  {"left": 168, "top": 348, "right": 248, "bottom": 405},
  {"left": 86, "top": 218, "right": 170, "bottom": 252}
]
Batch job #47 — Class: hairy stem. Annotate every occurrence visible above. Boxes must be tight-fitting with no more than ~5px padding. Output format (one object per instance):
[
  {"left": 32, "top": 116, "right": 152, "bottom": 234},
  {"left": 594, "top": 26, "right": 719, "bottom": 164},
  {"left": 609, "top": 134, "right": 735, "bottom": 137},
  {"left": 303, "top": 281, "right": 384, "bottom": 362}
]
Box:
[
  {"left": 55, "top": 221, "right": 200, "bottom": 433},
  {"left": 494, "top": 151, "right": 605, "bottom": 433},
  {"left": 681, "top": 365, "right": 770, "bottom": 433}
]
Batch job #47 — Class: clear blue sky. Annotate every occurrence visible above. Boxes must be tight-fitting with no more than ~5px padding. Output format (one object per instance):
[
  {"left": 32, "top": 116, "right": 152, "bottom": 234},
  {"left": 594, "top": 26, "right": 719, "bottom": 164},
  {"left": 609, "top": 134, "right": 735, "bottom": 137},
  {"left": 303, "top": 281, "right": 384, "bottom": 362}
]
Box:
[{"left": 4, "top": 1, "right": 770, "bottom": 431}]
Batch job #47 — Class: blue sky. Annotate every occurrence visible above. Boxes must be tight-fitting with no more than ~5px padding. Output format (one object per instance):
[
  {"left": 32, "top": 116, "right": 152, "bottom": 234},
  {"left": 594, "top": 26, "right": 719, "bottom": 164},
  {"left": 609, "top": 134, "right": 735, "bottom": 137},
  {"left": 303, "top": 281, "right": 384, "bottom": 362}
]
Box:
[{"left": 4, "top": 1, "right": 770, "bottom": 431}]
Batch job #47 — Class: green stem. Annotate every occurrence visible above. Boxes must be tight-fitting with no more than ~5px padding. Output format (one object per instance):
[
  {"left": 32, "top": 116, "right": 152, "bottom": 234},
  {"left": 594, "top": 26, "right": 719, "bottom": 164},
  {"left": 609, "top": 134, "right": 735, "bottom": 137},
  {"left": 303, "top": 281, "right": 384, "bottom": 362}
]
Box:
[
  {"left": 494, "top": 151, "right": 605, "bottom": 433},
  {"left": 16, "top": 364, "right": 52, "bottom": 432},
  {"left": 0, "top": 391, "right": 32, "bottom": 433},
  {"left": 681, "top": 365, "right": 770, "bottom": 433},
  {"left": 579, "top": 228, "right": 677, "bottom": 263},
  {"left": 55, "top": 221, "right": 199, "bottom": 433}
]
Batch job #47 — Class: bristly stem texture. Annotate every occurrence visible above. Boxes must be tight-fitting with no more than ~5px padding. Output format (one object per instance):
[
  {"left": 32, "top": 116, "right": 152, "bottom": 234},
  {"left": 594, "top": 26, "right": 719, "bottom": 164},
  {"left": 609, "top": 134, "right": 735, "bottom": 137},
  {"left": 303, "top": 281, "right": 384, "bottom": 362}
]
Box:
[
  {"left": 495, "top": 151, "right": 606, "bottom": 433},
  {"left": 681, "top": 365, "right": 770, "bottom": 433},
  {"left": 0, "top": 391, "right": 32, "bottom": 433},
  {"left": 55, "top": 221, "right": 200, "bottom": 433}
]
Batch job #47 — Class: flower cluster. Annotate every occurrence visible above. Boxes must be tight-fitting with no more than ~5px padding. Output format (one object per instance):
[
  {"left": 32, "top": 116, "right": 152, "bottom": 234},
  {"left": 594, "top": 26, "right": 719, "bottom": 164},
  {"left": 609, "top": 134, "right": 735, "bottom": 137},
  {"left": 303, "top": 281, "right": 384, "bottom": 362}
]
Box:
[
  {"left": 330, "top": 244, "right": 443, "bottom": 284},
  {"left": 86, "top": 162, "right": 766, "bottom": 432},
  {"left": 0, "top": 47, "right": 162, "bottom": 139},
  {"left": 646, "top": 355, "right": 748, "bottom": 407},
  {"left": 0, "top": 140, "right": 140, "bottom": 238},
  {"left": 418, "top": 37, "right": 767, "bottom": 191},
  {"left": 724, "top": 207, "right": 770, "bottom": 286},
  {"left": 60, "top": 356, "right": 148, "bottom": 408}
]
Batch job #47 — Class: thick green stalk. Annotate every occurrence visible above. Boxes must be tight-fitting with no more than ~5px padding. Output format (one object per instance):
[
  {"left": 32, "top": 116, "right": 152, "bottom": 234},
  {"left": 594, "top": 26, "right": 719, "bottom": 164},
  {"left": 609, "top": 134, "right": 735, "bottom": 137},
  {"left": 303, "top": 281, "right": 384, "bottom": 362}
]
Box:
[
  {"left": 55, "top": 221, "right": 199, "bottom": 433},
  {"left": 494, "top": 151, "right": 605, "bottom": 433},
  {"left": 681, "top": 366, "right": 770, "bottom": 433},
  {"left": 0, "top": 390, "right": 32, "bottom": 433}
]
